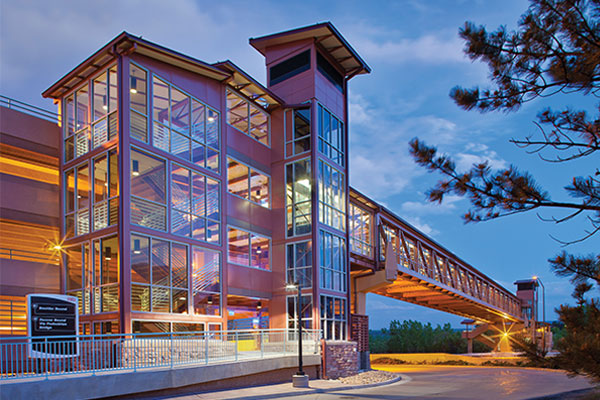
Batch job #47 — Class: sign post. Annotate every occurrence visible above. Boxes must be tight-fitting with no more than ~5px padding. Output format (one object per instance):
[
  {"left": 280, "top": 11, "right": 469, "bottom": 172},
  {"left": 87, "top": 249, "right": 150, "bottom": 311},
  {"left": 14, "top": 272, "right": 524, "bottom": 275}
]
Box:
[{"left": 27, "top": 294, "right": 79, "bottom": 358}]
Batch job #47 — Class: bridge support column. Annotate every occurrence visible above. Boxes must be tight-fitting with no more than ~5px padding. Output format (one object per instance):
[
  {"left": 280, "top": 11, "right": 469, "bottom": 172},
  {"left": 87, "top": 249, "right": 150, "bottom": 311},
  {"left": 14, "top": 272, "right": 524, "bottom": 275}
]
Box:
[
  {"left": 356, "top": 291, "right": 366, "bottom": 315},
  {"left": 467, "top": 338, "right": 473, "bottom": 354}
]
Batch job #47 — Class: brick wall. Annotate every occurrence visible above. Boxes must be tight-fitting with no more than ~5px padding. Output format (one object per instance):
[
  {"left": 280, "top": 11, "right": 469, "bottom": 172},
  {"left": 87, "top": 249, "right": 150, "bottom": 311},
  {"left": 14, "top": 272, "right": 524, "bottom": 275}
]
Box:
[{"left": 322, "top": 340, "right": 358, "bottom": 379}]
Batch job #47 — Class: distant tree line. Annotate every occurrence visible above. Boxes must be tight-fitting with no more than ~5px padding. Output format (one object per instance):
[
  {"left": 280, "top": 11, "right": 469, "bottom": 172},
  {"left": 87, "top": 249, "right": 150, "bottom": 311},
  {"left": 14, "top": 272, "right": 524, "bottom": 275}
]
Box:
[{"left": 370, "top": 320, "right": 490, "bottom": 354}]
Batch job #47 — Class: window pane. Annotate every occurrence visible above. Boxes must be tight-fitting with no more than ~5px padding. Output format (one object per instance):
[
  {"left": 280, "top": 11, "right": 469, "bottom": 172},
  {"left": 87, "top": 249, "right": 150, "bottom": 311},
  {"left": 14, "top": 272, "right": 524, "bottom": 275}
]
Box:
[
  {"left": 250, "top": 169, "right": 269, "bottom": 207},
  {"left": 131, "top": 111, "right": 148, "bottom": 142},
  {"left": 76, "top": 85, "right": 89, "bottom": 130},
  {"left": 171, "top": 131, "right": 190, "bottom": 161},
  {"left": 191, "top": 140, "right": 205, "bottom": 166},
  {"left": 131, "top": 150, "right": 166, "bottom": 203},
  {"left": 193, "top": 293, "right": 219, "bottom": 316},
  {"left": 131, "top": 197, "right": 166, "bottom": 231},
  {"left": 192, "top": 247, "right": 220, "bottom": 293},
  {"left": 152, "top": 287, "right": 170, "bottom": 313},
  {"left": 65, "top": 95, "right": 75, "bottom": 137},
  {"left": 250, "top": 104, "right": 268, "bottom": 145},
  {"left": 227, "top": 158, "right": 249, "bottom": 199},
  {"left": 66, "top": 169, "right": 75, "bottom": 213},
  {"left": 109, "top": 66, "right": 118, "bottom": 112},
  {"left": 153, "top": 77, "right": 169, "bottom": 125},
  {"left": 109, "top": 150, "right": 118, "bottom": 197},
  {"left": 76, "top": 129, "right": 90, "bottom": 158},
  {"left": 77, "top": 164, "right": 89, "bottom": 209},
  {"left": 206, "top": 147, "right": 219, "bottom": 172},
  {"left": 171, "top": 243, "right": 188, "bottom": 289},
  {"left": 171, "top": 166, "right": 190, "bottom": 212},
  {"left": 130, "top": 64, "right": 147, "bottom": 114},
  {"left": 191, "top": 100, "right": 205, "bottom": 143},
  {"left": 227, "top": 90, "right": 248, "bottom": 133},
  {"left": 251, "top": 234, "right": 269, "bottom": 270},
  {"left": 131, "top": 235, "right": 150, "bottom": 284},
  {"left": 131, "top": 284, "right": 150, "bottom": 311},
  {"left": 152, "top": 239, "right": 170, "bottom": 287},
  {"left": 207, "top": 221, "right": 219, "bottom": 243},
  {"left": 94, "top": 155, "right": 107, "bottom": 203},
  {"left": 93, "top": 72, "right": 108, "bottom": 121},
  {"left": 102, "top": 285, "right": 119, "bottom": 312},
  {"left": 206, "top": 178, "right": 219, "bottom": 221},
  {"left": 100, "top": 236, "right": 118, "bottom": 284},
  {"left": 192, "top": 173, "right": 205, "bottom": 217},
  {"left": 171, "top": 87, "right": 190, "bottom": 134},
  {"left": 228, "top": 228, "right": 249, "bottom": 266},
  {"left": 153, "top": 122, "right": 170, "bottom": 152},
  {"left": 172, "top": 289, "right": 188, "bottom": 314},
  {"left": 206, "top": 109, "right": 219, "bottom": 149},
  {"left": 294, "top": 109, "right": 310, "bottom": 139},
  {"left": 172, "top": 209, "right": 191, "bottom": 237}
]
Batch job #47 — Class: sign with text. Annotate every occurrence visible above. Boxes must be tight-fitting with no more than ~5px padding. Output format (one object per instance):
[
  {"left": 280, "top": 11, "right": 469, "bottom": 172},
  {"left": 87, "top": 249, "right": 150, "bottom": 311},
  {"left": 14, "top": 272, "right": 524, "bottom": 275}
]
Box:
[{"left": 27, "top": 294, "right": 79, "bottom": 358}]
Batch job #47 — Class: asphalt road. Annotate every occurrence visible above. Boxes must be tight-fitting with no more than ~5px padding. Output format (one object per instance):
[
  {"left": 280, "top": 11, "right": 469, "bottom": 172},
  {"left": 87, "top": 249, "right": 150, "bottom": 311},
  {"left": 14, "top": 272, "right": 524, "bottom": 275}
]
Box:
[{"left": 169, "top": 365, "right": 595, "bottom": 400}]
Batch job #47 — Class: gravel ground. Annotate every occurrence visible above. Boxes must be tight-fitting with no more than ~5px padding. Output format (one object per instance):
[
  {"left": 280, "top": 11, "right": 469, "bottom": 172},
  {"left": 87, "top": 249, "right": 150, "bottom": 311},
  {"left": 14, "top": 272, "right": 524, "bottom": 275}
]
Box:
[{"left": 336, "top": 370, "right": 400, "bottom": 385}]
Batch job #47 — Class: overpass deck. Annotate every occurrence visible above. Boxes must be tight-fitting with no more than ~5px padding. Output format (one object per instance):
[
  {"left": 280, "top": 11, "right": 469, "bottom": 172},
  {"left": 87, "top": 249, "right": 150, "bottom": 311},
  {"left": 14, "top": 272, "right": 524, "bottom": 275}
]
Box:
[{"left": 349, "top": 188, "right": 523, "bottom": 325}]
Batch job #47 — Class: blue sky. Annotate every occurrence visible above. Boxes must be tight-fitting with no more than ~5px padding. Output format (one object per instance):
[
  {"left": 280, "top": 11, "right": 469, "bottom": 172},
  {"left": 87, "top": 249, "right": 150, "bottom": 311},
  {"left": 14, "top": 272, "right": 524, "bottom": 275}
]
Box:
[{"left": 2, "top": 0, "right": 596, "bottom": 329}]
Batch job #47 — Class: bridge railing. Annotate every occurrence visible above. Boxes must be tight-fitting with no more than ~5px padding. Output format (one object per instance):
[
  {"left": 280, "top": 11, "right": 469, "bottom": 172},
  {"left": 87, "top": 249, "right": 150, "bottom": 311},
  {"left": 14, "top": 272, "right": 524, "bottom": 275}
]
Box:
[
  {"left": 0, "top": 328, "right": 321, "bottom": 380},
  {"left": 383, "top": 226, "right": 521, "bottom": 318}
]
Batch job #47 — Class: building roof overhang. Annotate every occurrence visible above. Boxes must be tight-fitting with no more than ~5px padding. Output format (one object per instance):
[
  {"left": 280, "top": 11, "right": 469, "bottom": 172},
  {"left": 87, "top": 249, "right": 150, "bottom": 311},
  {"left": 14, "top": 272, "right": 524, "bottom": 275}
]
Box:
[
  {"left": 213, "top": 60, "right": 284, "bottom": 112},
  {"left": 249, "top": 22, "right": 371, "bottom": 78},
  {"left": 43, "top": 32, "right": 231, "bottom": 99}
]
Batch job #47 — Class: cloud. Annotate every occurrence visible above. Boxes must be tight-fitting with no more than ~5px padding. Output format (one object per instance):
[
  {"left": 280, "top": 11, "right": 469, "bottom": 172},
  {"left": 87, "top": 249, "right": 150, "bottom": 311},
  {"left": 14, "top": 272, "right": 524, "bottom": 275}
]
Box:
[
  {"left": 401, "top": 195, "right": 463, "bottom": 215},
  {"left": 403, "top": 216, "right": 438, "bottom": 236},
  {"left": 355, "top": 34, "right": 468, "bottom": 65},
  {"left": 454, "top": 143, "right": 508, "bottom": 172}
]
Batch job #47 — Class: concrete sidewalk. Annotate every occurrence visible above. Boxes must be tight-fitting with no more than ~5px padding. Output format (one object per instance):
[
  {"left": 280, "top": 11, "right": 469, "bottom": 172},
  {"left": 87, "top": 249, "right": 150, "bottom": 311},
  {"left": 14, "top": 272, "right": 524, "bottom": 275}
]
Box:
[
  {"left": 134, "top": 366, "right": 597, "bottom": 400},
  {"left": 123, "top": 374, "right": 406, "bottom": 400}
]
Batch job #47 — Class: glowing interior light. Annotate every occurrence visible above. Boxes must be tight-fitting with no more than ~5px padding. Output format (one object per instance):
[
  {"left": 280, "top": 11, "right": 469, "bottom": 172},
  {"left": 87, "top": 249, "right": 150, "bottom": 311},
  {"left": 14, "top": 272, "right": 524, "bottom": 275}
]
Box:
[
  {"left": 297, "top": 179, "right": 310, "bottom": 188},
  {"left": 132, "top": 159, "right": 140, "bottom": 176},
  {"left": 52, "top": 245, "right": 62, "bottom": 251},
  {"left": 207, "top": 116, "right": 215, "bottom": 122},
  {"left": 133, "top": 239, "right": 141, "bottom": 254},
  {"left": 104, "top": 246, "right": 112, "bottom": 260},
  {"left": 130, "top": 88, "right": 137, "bottom": 94}
]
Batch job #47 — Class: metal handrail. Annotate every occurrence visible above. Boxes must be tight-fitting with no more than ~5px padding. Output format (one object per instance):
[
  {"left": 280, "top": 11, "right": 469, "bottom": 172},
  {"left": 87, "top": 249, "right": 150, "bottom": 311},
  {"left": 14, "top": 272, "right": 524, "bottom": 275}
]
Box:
[
  {"left": 0, "top": 95, "right": 58, "bottom": 123},
  {"left": 0, "top": 328, "right": 322, "bottom": 380}
]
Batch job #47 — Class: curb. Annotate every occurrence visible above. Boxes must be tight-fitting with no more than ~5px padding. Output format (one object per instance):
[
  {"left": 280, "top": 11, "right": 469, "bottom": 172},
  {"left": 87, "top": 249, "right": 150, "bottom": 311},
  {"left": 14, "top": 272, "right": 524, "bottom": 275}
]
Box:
[
  {"left": 335, "top": 373, "right": 410, "bottom": 390},
  {"left": 294, "top": 373, "right": 409, "bottom": 394}
]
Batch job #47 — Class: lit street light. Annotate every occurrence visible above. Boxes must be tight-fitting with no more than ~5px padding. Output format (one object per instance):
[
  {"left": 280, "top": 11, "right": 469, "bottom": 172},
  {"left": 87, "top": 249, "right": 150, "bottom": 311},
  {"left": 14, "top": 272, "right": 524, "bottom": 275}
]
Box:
[{"left": 286, "top": 281, "right": 308, "bottom": 388}]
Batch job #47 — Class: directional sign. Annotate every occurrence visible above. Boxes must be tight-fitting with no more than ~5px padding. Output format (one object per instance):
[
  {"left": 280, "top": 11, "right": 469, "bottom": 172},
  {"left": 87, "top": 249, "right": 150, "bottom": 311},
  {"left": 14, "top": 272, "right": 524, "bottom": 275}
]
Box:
[{"left": 27, "top": 294, "right": 79, "bottom": 358}]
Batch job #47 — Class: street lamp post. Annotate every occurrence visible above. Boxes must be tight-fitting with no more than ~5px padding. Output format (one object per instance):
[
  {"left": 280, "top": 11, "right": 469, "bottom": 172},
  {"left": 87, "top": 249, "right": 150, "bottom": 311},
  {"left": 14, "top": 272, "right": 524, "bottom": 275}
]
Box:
[
  {"left": 533, "top": 276, "right": 546, "bottom": 350},
  {"left": 532, "top": 276, "right": 545, "bottom": 324},
  {"left": 286, "top": 281, "right": 308, "bottom": 388}
]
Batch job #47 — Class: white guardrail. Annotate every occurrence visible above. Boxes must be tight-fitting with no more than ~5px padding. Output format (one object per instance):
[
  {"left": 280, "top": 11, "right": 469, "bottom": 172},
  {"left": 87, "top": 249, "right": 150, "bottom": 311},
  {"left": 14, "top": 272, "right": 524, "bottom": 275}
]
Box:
[{"left": 0, "top": 329, "right": 321, "bottom": 380}]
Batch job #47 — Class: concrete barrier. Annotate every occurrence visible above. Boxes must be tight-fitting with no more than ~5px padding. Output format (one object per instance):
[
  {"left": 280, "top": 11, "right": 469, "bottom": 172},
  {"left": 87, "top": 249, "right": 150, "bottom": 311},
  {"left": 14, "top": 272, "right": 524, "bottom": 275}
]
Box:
[{"left": 0, "top": 354, "right": 321, "bottom": 400}]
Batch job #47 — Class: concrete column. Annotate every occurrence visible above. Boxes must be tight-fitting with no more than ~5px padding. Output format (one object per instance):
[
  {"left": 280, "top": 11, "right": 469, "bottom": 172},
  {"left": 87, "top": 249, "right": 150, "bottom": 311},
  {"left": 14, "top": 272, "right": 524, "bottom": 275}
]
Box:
[{"left": 356, "top": 291, "right": 366, "bottom": 315}]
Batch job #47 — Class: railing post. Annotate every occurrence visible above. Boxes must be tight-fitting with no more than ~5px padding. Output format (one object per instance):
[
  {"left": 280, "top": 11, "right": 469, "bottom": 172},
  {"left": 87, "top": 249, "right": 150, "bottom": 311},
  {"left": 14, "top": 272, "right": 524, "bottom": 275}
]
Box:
[
  {"left": 132, "top": 335, "right": 136, "bottom": 372},
  {"left": 91, "top": 336, "right": 96, "bottom": 376},
  {"left": 284, "top": 328, "right": 287, "bottom": 356},
  {"left": 170, "top": 333, "right": 174, "bottom": 369},
  {"left": 204, "top": 332, "right": 209, "bottom": 365},
  {"left": 44, "top": 338, "right": 49, "bottom": 380},
  {"left": 234, "top": 331, "right": 238, "bottom": 361},
  {"left": 260, "top": 330, "right": 264, "bottom": 359}
]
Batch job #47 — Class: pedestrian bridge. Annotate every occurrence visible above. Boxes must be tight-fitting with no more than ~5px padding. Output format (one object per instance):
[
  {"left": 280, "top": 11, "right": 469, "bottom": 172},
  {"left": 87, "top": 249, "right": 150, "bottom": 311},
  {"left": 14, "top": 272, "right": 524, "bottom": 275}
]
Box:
[{"left": 349, "top": 188, "right": 528, "bottom": 349}]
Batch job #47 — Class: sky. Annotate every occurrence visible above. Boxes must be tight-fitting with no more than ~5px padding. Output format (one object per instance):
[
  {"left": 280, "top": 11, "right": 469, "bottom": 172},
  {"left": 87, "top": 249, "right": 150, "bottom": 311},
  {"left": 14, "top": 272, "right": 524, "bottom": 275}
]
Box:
[{"left": 1, "top": 0, "right": 597, "bottom": 329}]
